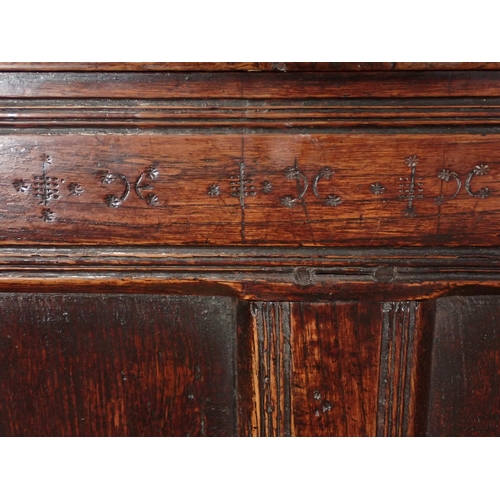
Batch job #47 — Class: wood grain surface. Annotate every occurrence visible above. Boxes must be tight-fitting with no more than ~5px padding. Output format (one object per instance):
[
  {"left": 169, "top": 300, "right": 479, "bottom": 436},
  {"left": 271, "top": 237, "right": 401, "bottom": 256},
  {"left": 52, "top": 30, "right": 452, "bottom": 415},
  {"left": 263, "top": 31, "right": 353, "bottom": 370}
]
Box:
[
  {"left": 376, "top": 301, "right": 434, "bottom": 436},
  {"left": 427, "top": 296, "right": 500, "bottom": 436},
  {"left": 0, "top": 134, "right": 499, "bottom": 247},
  {"left": 1, "top": 71, "right": 500, "bottom": 99},
  {"left": 0, "top": 246, "right": 499, "bottom": 302},
  {"left": 0, "top": 66, "right": 499, "bottom": 437},
  {"left": 1, "top": 63, "right": 500, "bottom": 72},
  {"left": 0, "top": 294, "right": 237, "bottom": 436},
  {"left": 6, "top": 97, "right": 500, "bottom": 129},
  {"left": 290, "top": 302, "right": 383, "bottom": 436},
  {"left": 238, "top": 301, "right": 382, "bottom": 436},
  {"left": 237, "top": 302, "right": 292, "bottom": 436}
]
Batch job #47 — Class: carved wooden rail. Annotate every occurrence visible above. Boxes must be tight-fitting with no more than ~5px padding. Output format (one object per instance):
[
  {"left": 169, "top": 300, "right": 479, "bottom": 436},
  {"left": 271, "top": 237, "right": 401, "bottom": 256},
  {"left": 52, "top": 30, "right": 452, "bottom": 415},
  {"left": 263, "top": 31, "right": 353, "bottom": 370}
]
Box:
[{"left": 1, "top": 136, "right": 498, "bottom": 247}]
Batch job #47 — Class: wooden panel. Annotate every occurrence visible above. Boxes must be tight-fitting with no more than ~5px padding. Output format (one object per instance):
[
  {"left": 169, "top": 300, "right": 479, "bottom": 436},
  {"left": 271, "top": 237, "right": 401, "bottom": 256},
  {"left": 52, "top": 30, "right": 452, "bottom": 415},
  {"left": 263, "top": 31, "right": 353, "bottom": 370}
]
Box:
[
  {"left": 290, "top": 302, "right": 383, "bottom": 436},
  {"left": 0, "top": 294, "right": 236, "bottom": 436},
  {"left": 238, "top": 300, "right": 436, "bottom": 436},
  {"left": 1, "top": 66, "right": 499, "bottom": 439},
  {"left": 239, "top": 301, "right": 383, "bottom": 436},
  {"left": 427, "top": 296, "right": 500, "bottom": 436},
  {"left": 1, "top": 134, "right": 500, "bottom": 247}
]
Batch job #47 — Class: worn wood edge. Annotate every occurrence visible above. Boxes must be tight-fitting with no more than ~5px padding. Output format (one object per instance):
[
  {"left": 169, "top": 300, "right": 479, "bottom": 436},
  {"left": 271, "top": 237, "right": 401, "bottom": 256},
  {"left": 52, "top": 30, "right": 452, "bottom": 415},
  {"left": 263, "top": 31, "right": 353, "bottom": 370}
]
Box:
[
  {"left": 0, "top": 63, "right": 499, "bottom": 72},
  {"left": 3, "top": 126, "right": 500, "bottom": 135},
  {"left": 1, "top": 245, "right": 500, "bottom": 266},
  {"left": 244, "top": 302, "right": 292, "bottom": 436},
  {"left": 376, "top": 300, "right": 435, "bottom": 436},
  {"left": 410, "top": 300, "right": 435, "bottom": 437},
  {"left": 2, "top": 72, "right": 500, "bottom": 99},
  {"left": 236, "top": 301, "right": 258, "bottom": 436},
  {"left": 0, "top": 247, "right": 499, "bottom": 300}
]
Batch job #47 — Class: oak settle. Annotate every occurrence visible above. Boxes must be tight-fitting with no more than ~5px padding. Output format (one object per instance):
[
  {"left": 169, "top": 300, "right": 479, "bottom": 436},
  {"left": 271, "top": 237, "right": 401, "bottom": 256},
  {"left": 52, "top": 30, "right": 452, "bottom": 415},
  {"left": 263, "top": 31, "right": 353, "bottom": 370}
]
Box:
[{"left": 0, "top": 63, "right": 499, "bottom": 436}]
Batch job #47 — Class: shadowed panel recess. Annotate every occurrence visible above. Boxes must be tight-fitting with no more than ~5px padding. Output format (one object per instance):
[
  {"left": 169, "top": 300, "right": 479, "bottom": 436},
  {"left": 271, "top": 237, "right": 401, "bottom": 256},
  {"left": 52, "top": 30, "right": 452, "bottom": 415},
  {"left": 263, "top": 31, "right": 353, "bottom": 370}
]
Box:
[{"left": 0, "top": 294, "right": 236, "bottom": 436}]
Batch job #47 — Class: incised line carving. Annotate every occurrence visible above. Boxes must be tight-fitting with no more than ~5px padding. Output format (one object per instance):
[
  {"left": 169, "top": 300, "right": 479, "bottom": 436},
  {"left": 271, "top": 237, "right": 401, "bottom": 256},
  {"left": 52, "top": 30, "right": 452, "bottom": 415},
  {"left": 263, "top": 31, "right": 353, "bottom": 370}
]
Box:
[
  {"left": 434, "top": 163, "right": 492, "bottom": 205},
  {"left": 280, "top": 158, "right": 309, "bottom": 208},
  {"left": 434, "top": 169, "right": 461, "bottom": 206},
  {"left": 99, "top": 165, "right": 160, "bottom": 208},
  {"left": 312, "top": 167, "right": 342, "bottom": 207},
  {"left": 281, "top": 158, "right": 342, "bottom": 208},
  {"left": 11, "top": 153, "right": 494, "bottom": 223},
  {"left": 206, "top": 162, "right": 272, "bottom": 201},
  {"left": 465, "top": 163, "right": 491, "bottom": 199},
  {"left": 398, "top": 155, "right": 424, "bottom": 217}
]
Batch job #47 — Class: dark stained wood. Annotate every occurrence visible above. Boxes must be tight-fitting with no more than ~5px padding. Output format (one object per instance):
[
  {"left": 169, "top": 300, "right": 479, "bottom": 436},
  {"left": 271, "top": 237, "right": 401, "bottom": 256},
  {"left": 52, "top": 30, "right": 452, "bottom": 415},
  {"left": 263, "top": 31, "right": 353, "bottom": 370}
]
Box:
[
  {"left": 0, "top": 63, "right": 281, "bottom": 72},
  {"left": 0, "top": 294, "right": 237, "bottom": 436},
  {"left": 427, "top": 296, "right": 500, "bottom": 436}
]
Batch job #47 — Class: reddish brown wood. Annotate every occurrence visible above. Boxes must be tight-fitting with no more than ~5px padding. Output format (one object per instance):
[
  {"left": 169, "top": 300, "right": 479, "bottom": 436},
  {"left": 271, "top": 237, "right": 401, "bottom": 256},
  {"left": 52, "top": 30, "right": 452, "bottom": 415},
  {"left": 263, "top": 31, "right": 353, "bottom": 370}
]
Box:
[
  {"left": 289, "top": 302, "right": 383, "bottom": 436},
  {"left": 0, "top": 65, "right": 499, "bottom": 437},
  {"left": 237, "top": 302, "right": 292, "bottom": 436},
  {"left": 0, "top": 294, "right": 237, "bottom": 436},
  {"left": 0, "top": 62, "right": 499, "bottom": 72},
  {"left": 0, "top": 247, "right": 498, "bottom": 302},
  {"left": 6, "top": 97, "right": 500, "bottom": 129},
  {"left": 236, "top": 300, "right": 258, "bottom": 436},
  {"left": 1, "top": 134, "right": 500, "bottom": 247},
  {"left": 1, "top": 71, "right": 500, "bottom": 99}
]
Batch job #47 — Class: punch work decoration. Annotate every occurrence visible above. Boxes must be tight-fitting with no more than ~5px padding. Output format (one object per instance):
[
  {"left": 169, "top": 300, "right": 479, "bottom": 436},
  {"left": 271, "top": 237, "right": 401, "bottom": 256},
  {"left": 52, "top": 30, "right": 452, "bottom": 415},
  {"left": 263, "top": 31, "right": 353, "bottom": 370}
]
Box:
[{"left": 12, "top": 154, "right": 84, "bottom": 223}]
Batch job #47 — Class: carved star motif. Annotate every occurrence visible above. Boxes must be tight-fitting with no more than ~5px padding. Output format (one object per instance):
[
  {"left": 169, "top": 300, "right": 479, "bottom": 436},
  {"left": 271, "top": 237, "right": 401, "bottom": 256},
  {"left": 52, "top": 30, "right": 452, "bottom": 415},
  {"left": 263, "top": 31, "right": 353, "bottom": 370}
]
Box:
[
  {"left": 262, "top": 181, "right": 272, "bottom": 194},
  {"left": 207, "top": 183, "right": 220, "bottom": 198},
  {"left": 370, "top": 182, "right": 386, "bottom": 195},
  {"left": 68, "top": 182, "right": 84, "bottom": 196},
  {"left": 13, "top": 179, "right": 30, "bottom": 193},
  {"left": 404, "top": 155, "right": 420, "bottom": 167},
  {"left": 474, "top": 163, "right": 490, "bottom": 176},
  {"left": 41, "top": 208, "right": 56, "bottom": 222},
  {"left": 325, "top": 194, "right": 342, "bottom": 207}
]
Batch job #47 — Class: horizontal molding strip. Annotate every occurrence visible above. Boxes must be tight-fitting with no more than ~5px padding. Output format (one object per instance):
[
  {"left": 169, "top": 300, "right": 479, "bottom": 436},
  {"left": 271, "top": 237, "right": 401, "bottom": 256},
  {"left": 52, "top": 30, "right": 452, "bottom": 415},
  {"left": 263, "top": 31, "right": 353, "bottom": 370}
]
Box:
[
  {"left": 0, "top": 247, "right": 499, "bottom": 302},
  {"left": 2, "top": 98, "right": 500, "bottom": 129},
  {"left": 2, "top": 245, "right": 500, "bottom": 264}
]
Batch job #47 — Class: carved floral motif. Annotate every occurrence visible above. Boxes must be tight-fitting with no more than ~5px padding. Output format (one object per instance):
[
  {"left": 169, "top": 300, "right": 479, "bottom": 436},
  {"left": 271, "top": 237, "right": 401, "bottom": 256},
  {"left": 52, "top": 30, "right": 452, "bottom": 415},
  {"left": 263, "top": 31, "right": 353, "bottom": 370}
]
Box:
[
  {"left": 99, "top": 165, "right": 161, "bottom": 208},
  {"left": 435, "top": 163, "right": 492, "bottom": 205},
  {"left": 281, "top": 159, "right": 342, "bottom": 208},
  {"left": 10, "top": 153, "right": 495, "bottom": 224},
  {"left": 12, "top": 154, "right": 83, "bottom": 222}
]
